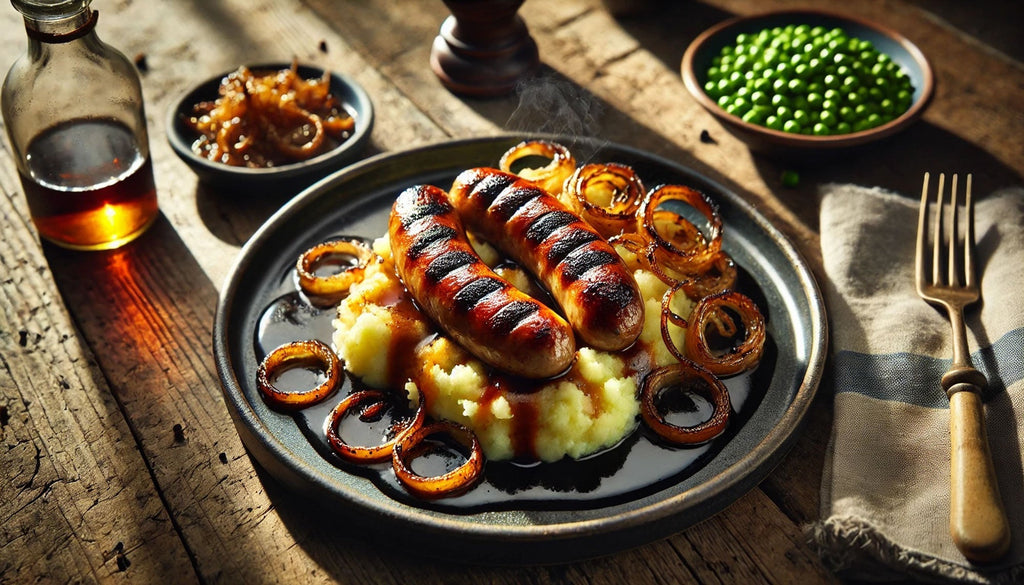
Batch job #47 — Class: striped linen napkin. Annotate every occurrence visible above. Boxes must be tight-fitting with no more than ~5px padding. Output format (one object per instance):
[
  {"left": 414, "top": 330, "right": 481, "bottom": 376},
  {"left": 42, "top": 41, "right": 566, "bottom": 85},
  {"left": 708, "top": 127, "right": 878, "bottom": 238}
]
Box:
[{"left": 811, "top": 184, "right": 1024, "bottom": 584}]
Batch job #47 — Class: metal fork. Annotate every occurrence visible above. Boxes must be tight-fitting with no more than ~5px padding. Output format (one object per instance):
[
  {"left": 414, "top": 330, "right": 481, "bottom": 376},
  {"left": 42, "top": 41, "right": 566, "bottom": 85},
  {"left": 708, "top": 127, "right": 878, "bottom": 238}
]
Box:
[{"left": 915, "top": 172, "right": 1011, "bottom": 562}]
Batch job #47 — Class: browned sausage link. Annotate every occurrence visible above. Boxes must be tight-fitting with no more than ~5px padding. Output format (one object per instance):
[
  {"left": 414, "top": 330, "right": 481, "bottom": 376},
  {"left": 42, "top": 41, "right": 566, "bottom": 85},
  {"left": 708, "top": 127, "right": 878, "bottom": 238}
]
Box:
[
  {"left": 389, "top": 184, "right": 576, "bottom": 379},
  {"left": 449, "top": 168, "right": 644, "bottom": 351}
]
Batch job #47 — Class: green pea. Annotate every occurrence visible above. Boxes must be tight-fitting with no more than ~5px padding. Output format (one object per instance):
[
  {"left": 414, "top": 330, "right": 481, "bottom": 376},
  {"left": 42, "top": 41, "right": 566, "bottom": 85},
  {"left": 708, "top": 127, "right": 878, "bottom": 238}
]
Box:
[
  {"left": 812, "top": 122, "right": 830, "bottom": 135},
  {"left": 765, "top": 115, "right": 783, "bottom": 130},
  {"left": 741, "top": 109, "right": 762, "bottom": 124},
  {"left": 783, "top": 119, "right": 802, "bottom": 133}
]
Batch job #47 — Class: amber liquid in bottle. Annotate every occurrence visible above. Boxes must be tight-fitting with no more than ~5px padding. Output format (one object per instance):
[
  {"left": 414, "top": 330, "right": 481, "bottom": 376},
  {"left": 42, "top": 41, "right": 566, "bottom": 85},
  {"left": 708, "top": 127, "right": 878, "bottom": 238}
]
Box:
[{"left": 19, "top": 118, "right": 158, "bottom": 250}]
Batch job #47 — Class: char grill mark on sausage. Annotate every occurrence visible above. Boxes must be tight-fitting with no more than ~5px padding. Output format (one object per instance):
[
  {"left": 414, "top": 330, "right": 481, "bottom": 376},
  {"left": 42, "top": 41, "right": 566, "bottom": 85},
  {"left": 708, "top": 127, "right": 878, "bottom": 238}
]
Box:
[
  {"left": 490, "top": 184, "right": 542, "bottom": 221},
  {"left": 583, "top": 280, "right": 639, "bottom": 311},
  {"left": 488, "top": 300, "right": 541, "bottom": 336},
  {"left": 424, "top": 250, "right": 476, "bottom": 283},
  {"left": 470, "top": 172, "right": 519, "bottom": 207},
  {"left": 406, "top": 224, "right": 456, "bottom": 259},
  {"left": 452, "top": 276, "right": 505, "bottom": 312},
  {"left": 545, "top": 229, "right": 599, "bottom": 265},
  {"left": 560, "top": 248, "right": 617, "bottom": 281},
  {"left": 525, "top": 210, "right": 579, "bottom": 244},
  {"left": 399, "top": 199, "right": 452, "bottom": 228}
]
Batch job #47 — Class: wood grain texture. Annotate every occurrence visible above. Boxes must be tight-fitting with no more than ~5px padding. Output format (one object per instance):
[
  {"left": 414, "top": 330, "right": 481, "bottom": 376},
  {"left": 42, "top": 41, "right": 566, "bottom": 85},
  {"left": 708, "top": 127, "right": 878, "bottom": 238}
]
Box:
[
  {"left": 1, "top": 0, "right": 1021, "bottom": 583},
  {"left": 0, "top": 128, "right": 196, "bottom": 583}
]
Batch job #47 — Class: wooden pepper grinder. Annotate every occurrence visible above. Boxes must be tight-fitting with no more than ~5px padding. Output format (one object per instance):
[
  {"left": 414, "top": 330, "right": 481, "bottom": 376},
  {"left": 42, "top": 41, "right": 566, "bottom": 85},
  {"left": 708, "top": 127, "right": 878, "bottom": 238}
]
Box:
[{"left": 430, "top": 0, "right": 540, "bottom": 97}]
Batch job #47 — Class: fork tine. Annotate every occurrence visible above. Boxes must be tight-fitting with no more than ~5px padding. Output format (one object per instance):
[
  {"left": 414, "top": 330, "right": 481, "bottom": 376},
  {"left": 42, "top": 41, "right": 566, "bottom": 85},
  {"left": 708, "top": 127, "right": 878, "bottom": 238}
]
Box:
[
  {"left": 932, "top": 173, "right": 946, "bottom": 285},
  {"left": 916, "top": 172, "right": 931, "bottom": 292},
  {"left": 964, "top": 173, "right": 976, "bottom": 288},
  {"left": 949, "top": 174, "right": 960, "bottom": 287}
]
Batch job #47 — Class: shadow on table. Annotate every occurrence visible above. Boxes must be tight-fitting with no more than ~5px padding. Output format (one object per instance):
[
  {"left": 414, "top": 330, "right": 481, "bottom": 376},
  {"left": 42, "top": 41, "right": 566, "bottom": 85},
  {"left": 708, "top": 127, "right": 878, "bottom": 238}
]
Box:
[{"left": 190, "top": 143, "right": 389, "bottom": 249}]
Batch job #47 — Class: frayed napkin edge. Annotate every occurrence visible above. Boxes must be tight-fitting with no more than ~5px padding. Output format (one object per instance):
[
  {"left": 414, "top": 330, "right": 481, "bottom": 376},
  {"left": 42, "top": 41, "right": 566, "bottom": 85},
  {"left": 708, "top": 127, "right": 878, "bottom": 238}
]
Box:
[{"left": 808, "top": 518, "right": 1024, "bottom": 585}]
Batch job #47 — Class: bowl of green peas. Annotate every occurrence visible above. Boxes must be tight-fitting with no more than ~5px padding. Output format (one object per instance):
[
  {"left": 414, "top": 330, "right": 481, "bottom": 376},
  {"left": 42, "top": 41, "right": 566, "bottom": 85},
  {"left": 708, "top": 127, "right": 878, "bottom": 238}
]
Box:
[{"left": 681, "top": 10, "right": 933, "bottom": 159}]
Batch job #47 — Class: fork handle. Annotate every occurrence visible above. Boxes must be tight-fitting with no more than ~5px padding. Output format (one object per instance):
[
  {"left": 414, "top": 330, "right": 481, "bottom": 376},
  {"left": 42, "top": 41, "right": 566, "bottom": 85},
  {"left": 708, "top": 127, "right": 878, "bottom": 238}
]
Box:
[{"left": 949, "top": 385, "right": 1011, "bottom": 562}]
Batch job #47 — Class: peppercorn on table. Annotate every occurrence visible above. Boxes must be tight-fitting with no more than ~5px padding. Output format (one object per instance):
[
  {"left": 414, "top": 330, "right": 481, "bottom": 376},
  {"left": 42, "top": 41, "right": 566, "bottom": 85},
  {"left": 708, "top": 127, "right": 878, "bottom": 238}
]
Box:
[{"left": 1, "top": 0, "right": 1021, "bottom": 583}]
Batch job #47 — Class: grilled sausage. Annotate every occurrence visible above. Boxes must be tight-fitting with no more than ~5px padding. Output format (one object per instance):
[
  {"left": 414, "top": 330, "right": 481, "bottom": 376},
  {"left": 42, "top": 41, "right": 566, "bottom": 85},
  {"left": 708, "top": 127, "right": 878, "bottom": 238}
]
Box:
[
  {"left": 449, "top": 168, "right": 644, "bottom": 351},
  {"left": 389, "top": 184, "right": 576, "bottom": 379}
]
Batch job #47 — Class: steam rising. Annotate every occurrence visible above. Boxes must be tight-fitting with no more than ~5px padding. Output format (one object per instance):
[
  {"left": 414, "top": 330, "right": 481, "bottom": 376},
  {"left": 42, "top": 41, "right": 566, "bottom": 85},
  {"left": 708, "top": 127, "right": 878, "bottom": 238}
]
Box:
[{"left": 507, "top": 75, "right": 604, "bottom": 140}]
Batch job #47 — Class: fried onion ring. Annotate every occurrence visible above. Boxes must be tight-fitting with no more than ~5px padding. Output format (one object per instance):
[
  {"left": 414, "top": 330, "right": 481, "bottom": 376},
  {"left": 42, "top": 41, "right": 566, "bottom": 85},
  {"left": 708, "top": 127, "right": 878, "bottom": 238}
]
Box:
[
  {"left": 257, "top": 339, "right": 341, "bottom": 409},
  {"left": 296, "top": 238, "right": 375, "bottom": 299},
  {"left": 498, "top": 139, "right": 576, "bottom": 196},
  {"left": 685, "top": 291, "right": 766, "bottom": 376},
  {"left": 326, "top": 390, "right": 426, "bottom": 463},
  {"left": 640, "top": 184, "right": 723, "bottom": 274},
  {"left": 392, "top": 420, "right": 484, "bottom": 499},
  {"left": 660, "top": 281, "right": 691, "bottom": 363},
  {"left": 563, "top": 163, "right": 646, "bottom": 237},
  {"left": 640, "top": 362, "right": 731, "bottom": 445}
]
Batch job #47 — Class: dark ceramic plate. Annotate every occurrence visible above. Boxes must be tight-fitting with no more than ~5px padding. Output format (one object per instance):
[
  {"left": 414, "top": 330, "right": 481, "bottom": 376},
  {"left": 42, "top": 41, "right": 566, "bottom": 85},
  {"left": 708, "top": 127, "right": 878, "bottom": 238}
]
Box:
[
  {"left": 213, "top": 135, "right": 827, "bottom": 564},
  {"left": 166, "top": 62, "right": 374, "bottom": 192}
]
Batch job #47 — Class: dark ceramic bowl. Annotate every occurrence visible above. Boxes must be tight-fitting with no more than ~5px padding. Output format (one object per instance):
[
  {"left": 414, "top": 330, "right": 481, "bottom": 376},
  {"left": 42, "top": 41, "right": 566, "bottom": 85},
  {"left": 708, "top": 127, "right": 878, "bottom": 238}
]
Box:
[
  {"left": 681, "top": 10, "right": 933, "bottom": 160},
  {"left": 167, "top": 63, "right": 374, "bottom": 192}
]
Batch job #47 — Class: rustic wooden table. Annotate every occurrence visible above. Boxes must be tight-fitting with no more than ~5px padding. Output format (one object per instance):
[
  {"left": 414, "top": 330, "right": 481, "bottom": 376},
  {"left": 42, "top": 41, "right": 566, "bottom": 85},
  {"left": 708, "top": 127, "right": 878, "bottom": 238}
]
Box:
[{"left": 2, "top": 1, "right": 1021, "bottom": 583}]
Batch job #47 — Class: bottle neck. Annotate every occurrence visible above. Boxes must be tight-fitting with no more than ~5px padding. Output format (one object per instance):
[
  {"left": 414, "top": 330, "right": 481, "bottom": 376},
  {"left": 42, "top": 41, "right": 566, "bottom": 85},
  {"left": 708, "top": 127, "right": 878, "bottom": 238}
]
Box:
[{"left": 23, "top": 8, "right": 97, "bottom": 45}]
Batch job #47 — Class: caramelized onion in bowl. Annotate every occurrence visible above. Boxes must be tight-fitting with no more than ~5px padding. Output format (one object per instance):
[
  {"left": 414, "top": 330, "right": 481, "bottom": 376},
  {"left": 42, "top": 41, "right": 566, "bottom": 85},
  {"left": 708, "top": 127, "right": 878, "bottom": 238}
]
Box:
[{"left": 186, "top": 62, "right": 355, "bottom": 168}]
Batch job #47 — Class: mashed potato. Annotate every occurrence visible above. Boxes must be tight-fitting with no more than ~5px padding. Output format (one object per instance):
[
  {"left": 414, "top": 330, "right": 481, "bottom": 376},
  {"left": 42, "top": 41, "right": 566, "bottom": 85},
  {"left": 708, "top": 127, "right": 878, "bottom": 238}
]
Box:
[{"left": 332, "top": 235, "right": 691, "bottom": 462}]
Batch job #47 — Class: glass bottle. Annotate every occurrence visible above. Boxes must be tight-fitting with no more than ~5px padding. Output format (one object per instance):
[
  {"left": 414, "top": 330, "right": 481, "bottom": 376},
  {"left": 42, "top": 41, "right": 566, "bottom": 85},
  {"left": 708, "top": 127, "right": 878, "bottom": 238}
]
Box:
[{"left": 2, "top": 0, "right": 158, "bottom": 250}]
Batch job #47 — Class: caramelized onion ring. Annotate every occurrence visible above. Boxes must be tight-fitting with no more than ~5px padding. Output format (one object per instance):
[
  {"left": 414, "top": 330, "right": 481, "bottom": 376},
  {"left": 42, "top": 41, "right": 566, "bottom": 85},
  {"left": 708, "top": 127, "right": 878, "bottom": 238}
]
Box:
[
  {"left": 659, "top": 281, "right": 691, "bottom": 363},
  {"left": 326, "top": 390, "right": 426, "bottom": 463},
  {"left": 685, "top": 291, "right": 766, "bottom": 376},
  {"left": 640, "top": 362, "right": 731, "bottom": 445},
  {"left": 392, "top": 420, "right": 484, "bottom": 499},
  {"left": 640, "top": 185, "right": 723, "bottom": 274},
  {"left": 270, "top": 109, "right": 325, "bottom": 160},
  {"left": 564, "top": 163, "right": 646, "bottom": 237},
  {"left": 678, "top": 252, "right": 737, "bottom": 300},
  {"left": 256, "top": 340, "right": 340, "bottom": 409},
  {"left": 498, "top": 140, "right": 576, "bottom": 195},
  {"left": 296, "top": 238, "right": 374, "bottom": 298}
]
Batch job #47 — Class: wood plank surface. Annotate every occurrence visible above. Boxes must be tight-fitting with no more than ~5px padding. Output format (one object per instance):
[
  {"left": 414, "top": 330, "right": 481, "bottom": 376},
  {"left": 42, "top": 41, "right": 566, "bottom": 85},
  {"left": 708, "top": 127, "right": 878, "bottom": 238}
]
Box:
[{"left": 1, "top": 0, "right": 1020, "bottom": 583}]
